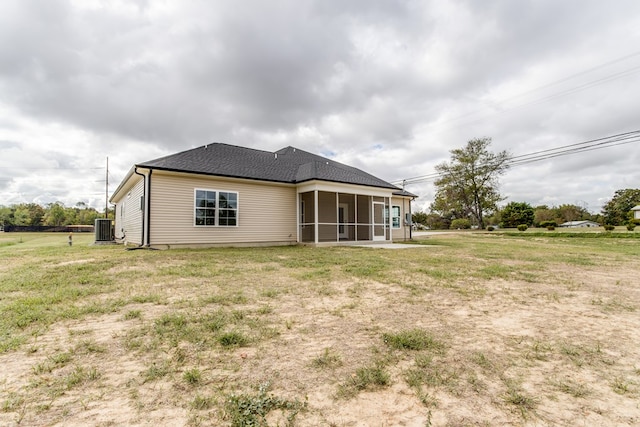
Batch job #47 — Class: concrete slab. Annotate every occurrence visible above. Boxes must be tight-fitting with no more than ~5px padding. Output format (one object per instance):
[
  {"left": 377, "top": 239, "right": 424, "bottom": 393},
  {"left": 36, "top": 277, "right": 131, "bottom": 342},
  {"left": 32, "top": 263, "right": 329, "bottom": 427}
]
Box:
[{"left": 353, "top": 243, "right": 434, "bottom": 249}]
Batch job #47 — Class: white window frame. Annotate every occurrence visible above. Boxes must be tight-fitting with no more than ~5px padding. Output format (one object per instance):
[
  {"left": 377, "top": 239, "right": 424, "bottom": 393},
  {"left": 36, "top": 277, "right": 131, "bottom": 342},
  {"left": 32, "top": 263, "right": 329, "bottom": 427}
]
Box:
[
  {"left": 391, "top": 205, "right": 401, "bottom": 229},
  {"left": 194, "top": 188, "right": 239, "bottom": 227}
]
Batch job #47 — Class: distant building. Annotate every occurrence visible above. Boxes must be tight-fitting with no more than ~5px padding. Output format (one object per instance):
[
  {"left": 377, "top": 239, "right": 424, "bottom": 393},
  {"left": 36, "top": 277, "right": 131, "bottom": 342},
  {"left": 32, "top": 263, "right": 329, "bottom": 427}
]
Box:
[
  {"left": 559, "top": 220, "right": 600, "bottom": 228},
  {"left": 632, "top": 205, "right": 640, "bottom": 220}
]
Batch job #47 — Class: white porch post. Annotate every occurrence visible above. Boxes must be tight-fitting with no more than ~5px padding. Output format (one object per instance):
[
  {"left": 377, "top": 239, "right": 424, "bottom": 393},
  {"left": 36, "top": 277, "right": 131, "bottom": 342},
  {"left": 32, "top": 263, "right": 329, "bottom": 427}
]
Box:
[
  {"left": 386, "top": 197, "right": 390, "bottom": 241},
  {"left": 296, "top": 192, "right": 300, "bottom": 243},
  {"left": 314, "top": 190, "right": 319, "bottom": 244},
  {"left": 370, "top": 196, "right": 373, "bottom": 241},
  {"left": 336, "top": 192, "right": 339, "bottom": 241},
  {"left": 354, "top": 193, "right": 358, "bottom": 242}
]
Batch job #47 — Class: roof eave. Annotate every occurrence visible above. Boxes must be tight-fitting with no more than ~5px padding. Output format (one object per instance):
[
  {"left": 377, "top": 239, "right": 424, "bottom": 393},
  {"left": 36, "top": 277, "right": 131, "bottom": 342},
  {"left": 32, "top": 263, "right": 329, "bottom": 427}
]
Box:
[
  {"left": 295, "top": 177, "right": 401, "bottom": 192},
  {"left": 136, "top": 164, "right": 401, "bottom": 192},
  {"left": 110, "top": 166, "right": 141, "bottom": 203},
  {"left": 393, "top": 190, "right": 419, "bottom": 198},
  {"left": 135, "top": 164, "right": 297, "bottom": 186}
]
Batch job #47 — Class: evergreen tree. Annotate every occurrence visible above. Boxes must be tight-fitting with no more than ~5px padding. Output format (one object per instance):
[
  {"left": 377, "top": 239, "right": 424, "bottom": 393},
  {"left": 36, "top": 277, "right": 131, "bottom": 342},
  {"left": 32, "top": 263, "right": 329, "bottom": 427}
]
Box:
[{"left": 500, "top": 202, "right": 534, "bottom": 228}]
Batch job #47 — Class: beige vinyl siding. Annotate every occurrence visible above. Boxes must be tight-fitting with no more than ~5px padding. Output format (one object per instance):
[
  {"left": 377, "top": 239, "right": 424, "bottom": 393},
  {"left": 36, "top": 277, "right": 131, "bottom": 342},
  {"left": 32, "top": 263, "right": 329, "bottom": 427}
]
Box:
[
  {"left": 113, "top": 175, "right": 145, "bottom": 246},
  {"left": 391, "top": 196, "right": 412, "bottom": 241},
  {"left": 149, "top": 172, "right": 297, "bottom": 246}
]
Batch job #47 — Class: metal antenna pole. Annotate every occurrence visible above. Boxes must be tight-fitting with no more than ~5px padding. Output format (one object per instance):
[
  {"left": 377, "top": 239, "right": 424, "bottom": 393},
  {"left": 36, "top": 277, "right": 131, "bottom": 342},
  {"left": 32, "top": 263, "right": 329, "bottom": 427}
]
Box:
[{"left": 105, "top": 157, "right": 109, "bottom": 218}]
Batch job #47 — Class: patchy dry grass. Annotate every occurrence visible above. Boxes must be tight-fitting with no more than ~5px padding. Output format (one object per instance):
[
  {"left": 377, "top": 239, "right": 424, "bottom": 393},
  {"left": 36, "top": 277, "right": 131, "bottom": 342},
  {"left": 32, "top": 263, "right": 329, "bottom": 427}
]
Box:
[{"left": 0, "top": 231, "right": 639, "bottom": 426}]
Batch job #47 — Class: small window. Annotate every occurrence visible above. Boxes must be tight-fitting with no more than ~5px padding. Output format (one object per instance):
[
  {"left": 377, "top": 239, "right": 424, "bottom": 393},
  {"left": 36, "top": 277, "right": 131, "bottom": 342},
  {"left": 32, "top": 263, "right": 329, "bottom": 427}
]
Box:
[
  {"left": 392, "top": 206, "right": 401, "bottom": 229},
  {"left": 194, "top": 189, "right": 238, "bottom": 227}
]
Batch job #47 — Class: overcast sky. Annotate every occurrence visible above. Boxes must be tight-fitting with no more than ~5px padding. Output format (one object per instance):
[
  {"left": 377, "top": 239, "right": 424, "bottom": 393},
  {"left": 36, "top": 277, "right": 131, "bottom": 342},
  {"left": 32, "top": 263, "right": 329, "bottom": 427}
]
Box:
[{"left": 1, "top": 0, "right": 640, "bottom": 214}]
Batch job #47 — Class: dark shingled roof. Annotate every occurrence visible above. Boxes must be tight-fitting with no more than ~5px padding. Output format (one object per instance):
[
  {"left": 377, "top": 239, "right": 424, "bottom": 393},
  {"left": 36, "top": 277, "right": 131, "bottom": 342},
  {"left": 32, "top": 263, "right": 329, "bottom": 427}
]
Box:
[{"left": 137, "top": 143, "right": 404, "bottom": 191}]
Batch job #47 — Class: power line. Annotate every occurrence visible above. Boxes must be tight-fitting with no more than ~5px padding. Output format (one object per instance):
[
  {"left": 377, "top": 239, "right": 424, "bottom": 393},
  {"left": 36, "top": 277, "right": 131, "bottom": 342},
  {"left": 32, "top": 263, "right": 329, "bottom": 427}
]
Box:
[
  {"left": 420, "top": 51, "right": 640, "bottom": 135},
  {"left": 0, "top": 167, "right": 104, "bottom": 170},
  {"left": 495, "top": 50, "right": 640, "bottom": 105},
  {"left": 502, "top": 65, "right": 640, "bottom": 113},
  {"left": 509, "top": 132, "right": 640, "bottom": 167},
  {"left": 392, "top": 130, "right": 640, "bottom": 186}
]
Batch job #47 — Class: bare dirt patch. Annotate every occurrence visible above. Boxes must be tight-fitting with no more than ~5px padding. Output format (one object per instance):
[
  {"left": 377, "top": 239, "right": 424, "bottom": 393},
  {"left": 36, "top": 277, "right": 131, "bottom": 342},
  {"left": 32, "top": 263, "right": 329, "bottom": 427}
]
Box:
[
  {"left": 1, "top": 237, "right": 639, "bottom": 426},
  {"left": 48, "top": 258, "right": 96, "bottom": 268}
]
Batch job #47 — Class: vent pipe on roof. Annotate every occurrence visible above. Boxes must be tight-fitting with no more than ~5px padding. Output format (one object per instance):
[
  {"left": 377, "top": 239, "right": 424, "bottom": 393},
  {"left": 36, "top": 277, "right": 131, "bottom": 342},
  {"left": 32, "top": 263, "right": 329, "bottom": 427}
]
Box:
[{"left": 275, "top": 153, "right": 278, "bottom": 159}]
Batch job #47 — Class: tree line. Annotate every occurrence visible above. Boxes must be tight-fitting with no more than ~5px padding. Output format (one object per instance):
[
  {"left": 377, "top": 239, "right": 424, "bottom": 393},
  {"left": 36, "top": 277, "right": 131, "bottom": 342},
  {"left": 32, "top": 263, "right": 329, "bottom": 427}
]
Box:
[
  {"left": 0, "top": 202, "right": 109, "bottom": 227},
  {"left": 410, "top": 137, "right": 640, "bottom": 230}
]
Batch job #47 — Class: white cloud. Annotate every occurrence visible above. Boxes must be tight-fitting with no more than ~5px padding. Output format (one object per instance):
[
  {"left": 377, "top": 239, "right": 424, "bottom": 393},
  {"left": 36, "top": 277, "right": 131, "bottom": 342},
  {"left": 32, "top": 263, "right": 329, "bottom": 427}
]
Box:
[{"left": 1, "top": 0, "right": 640, "bottom": 212}]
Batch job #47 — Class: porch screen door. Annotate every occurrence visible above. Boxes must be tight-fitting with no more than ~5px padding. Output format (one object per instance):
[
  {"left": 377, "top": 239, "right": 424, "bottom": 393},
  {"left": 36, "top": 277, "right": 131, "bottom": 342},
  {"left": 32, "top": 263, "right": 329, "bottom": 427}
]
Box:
[
  {"left": 373, "top": 201, "right": 385, "bottom": 241},
  {"left": 338, "top": 203, "right": 349, "bottom": 240}
]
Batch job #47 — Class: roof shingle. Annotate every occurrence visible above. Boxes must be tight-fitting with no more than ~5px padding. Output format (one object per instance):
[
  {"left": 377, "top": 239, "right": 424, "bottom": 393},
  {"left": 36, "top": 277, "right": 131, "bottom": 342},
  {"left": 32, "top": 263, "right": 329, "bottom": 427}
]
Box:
[{"left": 137, "top": 143, "right": 401, "bottom": 191}]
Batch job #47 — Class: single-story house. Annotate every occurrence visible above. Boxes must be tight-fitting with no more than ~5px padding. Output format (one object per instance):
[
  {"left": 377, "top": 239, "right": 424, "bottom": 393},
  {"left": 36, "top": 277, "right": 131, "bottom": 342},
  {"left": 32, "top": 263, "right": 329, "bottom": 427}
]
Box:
[
  {"left": 110, "top": 143, "right": 417, "bottom": 248},
  {"left": 632, "top": 205, "right": 640, "bottom": 220},
  {"left": 559, "top": 220, "right": 601, "bottom": 228}
]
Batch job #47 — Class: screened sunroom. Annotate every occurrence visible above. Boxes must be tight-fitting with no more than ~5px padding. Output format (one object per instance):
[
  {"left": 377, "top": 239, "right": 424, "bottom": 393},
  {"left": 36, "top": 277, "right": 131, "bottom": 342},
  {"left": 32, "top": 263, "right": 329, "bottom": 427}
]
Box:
[{"left": 298, "top": 190, "right": 392, "bottom": 244}]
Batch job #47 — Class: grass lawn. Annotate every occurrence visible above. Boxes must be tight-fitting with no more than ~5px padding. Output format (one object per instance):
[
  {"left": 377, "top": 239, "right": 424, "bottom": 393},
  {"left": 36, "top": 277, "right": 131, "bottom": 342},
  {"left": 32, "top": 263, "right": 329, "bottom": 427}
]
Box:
[{"left": 0, "top": 231, "right": 638, "bottom": 426}]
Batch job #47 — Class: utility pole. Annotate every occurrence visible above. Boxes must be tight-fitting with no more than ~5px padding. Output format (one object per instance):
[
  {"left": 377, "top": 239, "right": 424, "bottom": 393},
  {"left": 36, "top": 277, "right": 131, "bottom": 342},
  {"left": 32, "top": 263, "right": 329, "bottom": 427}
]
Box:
[
  {"left": 402, "top": 180, "right": 407, "bottom": 241},
  {"left": 105, "top": 157, "right": 109, "bottom": 218}
]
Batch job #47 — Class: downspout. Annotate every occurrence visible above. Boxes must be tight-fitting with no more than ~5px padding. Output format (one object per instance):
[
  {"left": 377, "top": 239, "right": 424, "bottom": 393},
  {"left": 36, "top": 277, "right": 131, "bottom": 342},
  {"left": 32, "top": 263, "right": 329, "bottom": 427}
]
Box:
[
  {"left": 133, "top": 168, "right": 146, "bottom": 246},
  {"left": 409, "top": 196, "right": 414, "bottom": 240},
  {"left": 146, "top": 169, "right": 152, "bottom": 246},
  {"left": 403, "top": 198, "right": 407, "bottom": 241}
]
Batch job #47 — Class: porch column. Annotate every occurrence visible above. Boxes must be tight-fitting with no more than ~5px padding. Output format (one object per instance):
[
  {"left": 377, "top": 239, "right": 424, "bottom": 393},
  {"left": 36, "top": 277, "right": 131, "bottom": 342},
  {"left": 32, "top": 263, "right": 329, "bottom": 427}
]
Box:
[
  {"left": 336, "top": 192, "right": 339, "bottom": 241},
  {"left": 386, "top": 197, "right": 390, "bottom": 241},
  {"left": 296, "top": 192, "right": 300, "bottom": 243},
  {"left": 314, "top": 190, "right": 319, "bottom": 244},
  {"left": 354, "top": 193, "right": 358, "bottom": 242}
]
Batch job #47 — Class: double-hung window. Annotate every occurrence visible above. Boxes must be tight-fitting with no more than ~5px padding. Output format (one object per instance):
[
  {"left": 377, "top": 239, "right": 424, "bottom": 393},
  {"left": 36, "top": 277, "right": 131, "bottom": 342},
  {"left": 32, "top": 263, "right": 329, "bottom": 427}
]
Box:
[
  {"left": 195, "top": 189, "right": 238, "bottom": 226},
  {"left": 391, "top": 205, "right": 401, "bottom": 229}
]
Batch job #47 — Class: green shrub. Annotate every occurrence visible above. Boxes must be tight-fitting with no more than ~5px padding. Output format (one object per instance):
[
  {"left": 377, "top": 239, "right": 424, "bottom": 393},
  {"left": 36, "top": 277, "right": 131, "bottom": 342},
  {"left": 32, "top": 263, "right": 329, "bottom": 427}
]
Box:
[
  {"left": 383, "top": 329, "right": 444, "bottom": 352},
  {"left": 604, "top": 225, "right": 615, "bottom": 231},
  {"left": 225, "top": 382, "right": 306, "bottom": 427},
  {"left": 218, "top": 331, "right": 249, "bottom": 347},
  {"left": 539, "top": 221, "right": 557, "bottom": 228},
  {"left": 627, "top": 224, "right": 636, "bottom": 231},
  {"left": 183, "top": 368, "right": 202, "bottom": 385},
  {"left": 450, "top": 218, "right": 471, "bottom": 230},
  {"left": 517, "top": 224, "right": 528, "bottom": 232},
  {"left": 487, "top": 226, "right": 495, "bottom": 231}
]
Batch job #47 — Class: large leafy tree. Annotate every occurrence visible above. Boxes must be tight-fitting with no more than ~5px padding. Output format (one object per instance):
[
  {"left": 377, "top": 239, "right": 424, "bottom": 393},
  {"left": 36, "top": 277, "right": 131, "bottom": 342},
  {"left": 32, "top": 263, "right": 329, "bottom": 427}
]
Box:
[
  {"left": 0, "top": 206, "right": 13, "bottom": 226},
  {"left": 534, "top": 205, "right": 554, "bottom": 227},
  {"left": 500, "top": 202, "right": 534, "bottom": 228},
  {"left": 432, "top": 138, "right": 510, "bottom": 229},
  {"left": 411, "top": 211, "right": 429, "bottom": 227},
  {"left": 43, "top": 202, "right": 66, "bottom": 226},
  {"left": 1, "top": 202, "right": 101, "bottom": 227},
  {"left": 24, "top": 203, "right": 45, "bottom": 226},
  {"left": 534, "top": 204, "right": 594, "bottom": 226},
  {"left": 13, "top": 206, "right": 31, "bottom": 226},
  {"left": 602, "top": 189, "right": 640, "bottom": 225},
  {"left": 556, "top": 204, "right": 590, "bottom": 223}
]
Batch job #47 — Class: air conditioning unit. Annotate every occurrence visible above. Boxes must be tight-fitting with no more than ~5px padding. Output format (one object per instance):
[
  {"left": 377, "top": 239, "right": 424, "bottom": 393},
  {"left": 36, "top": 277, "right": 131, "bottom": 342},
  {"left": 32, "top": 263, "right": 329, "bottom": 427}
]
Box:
[{"left": 94, "top": 218, "right": 113, "bottom": 242}]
